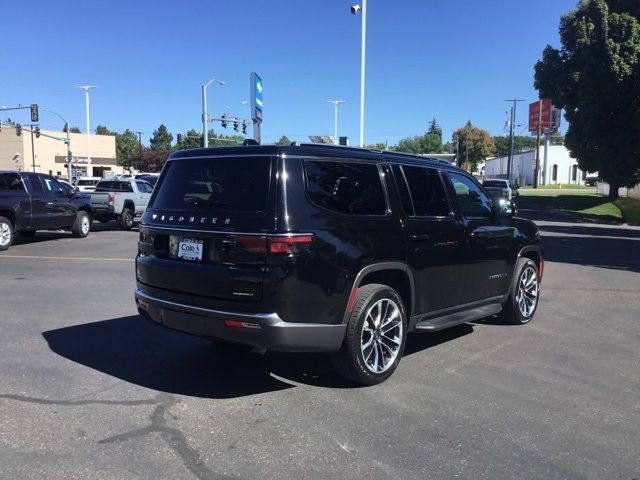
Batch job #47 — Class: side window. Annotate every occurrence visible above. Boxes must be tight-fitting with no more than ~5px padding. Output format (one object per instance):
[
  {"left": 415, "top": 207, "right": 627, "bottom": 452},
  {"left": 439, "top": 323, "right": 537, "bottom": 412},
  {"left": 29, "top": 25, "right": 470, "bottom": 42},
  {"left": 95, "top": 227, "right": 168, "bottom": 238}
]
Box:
[
  {"left": 401, "top": 166, "right": 450, "bottom": 217},
  {"left": 26, "top": 175, "right": 45, "bottom": 194},
  {"left": 448, "top": 172, "right": 493, "bottom": 218},
  {"left": 391, "top": 166, "right": 415, "bottom": 216},
  {"left": 42, "top": 176, "right": 64, "bottom": 195},
  {"left": 0, "top": 173, "right": 25, "bottom": 191},
  {"left": 304, "top": 160, "right": 387, "bottom": 215},
  {"left": 135, "top": 181, "right": 147, "bottom": 192}
]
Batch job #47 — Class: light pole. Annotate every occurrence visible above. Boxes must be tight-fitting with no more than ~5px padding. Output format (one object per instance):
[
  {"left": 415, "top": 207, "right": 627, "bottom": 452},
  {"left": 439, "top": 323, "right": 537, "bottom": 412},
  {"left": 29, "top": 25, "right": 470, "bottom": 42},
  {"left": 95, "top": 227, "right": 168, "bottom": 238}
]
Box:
[
  {"left": 202, "top": 78, "right": 226, "bottom": 148},
  {"left": 242, "top": 100, "right": 248, "bottom": 119},
  {"left": 351, "top": 1, "right": 367, "bottom": 147},
  {"left": 42, "top": 108, "right": 72, "bottom": 181},
  {"left": 325, "top": 100, "right": 346, "bottom": 144},
  {"left": 75, "top": 85, "right": 96, "bottom": 165}
]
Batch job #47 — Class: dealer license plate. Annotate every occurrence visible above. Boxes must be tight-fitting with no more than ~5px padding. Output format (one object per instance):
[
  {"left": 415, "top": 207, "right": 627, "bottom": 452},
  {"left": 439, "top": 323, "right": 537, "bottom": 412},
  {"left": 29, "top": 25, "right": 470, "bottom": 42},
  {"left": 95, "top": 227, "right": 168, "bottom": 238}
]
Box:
[{"left": 170, "top": 237, "right": 204, "bottom": 261}]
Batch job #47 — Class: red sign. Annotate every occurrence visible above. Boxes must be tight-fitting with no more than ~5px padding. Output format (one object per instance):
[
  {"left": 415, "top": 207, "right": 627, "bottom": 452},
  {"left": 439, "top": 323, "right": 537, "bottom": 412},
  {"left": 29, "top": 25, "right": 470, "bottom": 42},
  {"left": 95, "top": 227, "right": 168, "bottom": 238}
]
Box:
[{"left": 528, "top": 99, "right": 552, "bottom": 132}]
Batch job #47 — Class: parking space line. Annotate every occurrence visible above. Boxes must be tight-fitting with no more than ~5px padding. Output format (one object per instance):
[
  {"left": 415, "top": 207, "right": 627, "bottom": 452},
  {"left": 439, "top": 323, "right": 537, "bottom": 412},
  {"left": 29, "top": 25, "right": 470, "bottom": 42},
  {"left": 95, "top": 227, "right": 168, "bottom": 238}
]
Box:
[{"left": 0, "top": 255, "right": 134, "bottom": 262}]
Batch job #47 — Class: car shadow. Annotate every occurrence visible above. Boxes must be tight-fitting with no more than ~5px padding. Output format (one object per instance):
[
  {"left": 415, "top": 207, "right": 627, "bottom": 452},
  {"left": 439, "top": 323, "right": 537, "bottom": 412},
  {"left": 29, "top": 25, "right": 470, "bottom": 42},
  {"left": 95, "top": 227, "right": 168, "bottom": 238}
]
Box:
[{"left": 43, "top": 315, "right": 474, "bottom": 396}]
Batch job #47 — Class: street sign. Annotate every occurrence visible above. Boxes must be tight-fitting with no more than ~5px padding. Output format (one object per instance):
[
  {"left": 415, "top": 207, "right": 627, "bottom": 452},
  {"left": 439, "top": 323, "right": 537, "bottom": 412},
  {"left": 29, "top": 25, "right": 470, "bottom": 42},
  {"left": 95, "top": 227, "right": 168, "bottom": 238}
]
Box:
[
  {"left": 30, "top": 104, "right": 39, "bottom": 122},
  {"left": 250, "top": 72, "right": 263, "bottom": 123},
  {"left": 528, "top": 99, "right": 552, "bottom": 132}
]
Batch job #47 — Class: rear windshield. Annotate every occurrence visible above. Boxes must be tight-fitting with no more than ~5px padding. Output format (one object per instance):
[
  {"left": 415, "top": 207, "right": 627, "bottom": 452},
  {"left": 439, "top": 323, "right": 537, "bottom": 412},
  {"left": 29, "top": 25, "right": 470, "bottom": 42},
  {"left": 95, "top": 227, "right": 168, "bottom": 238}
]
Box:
[
  {"left": 78, "top": 179, "right": 99, "bottom": 186},
  {"left": 483, "top": 180, "right": 507, "bottom": 187},
  {"left": 151, "top": 157, "right": 271, "bottom": 214},
  {"left": 0, "top": 173, "right": 25, "bottom": 191},
  {"left": 95, "top": 181, "right": 133, "bottom": 192}
]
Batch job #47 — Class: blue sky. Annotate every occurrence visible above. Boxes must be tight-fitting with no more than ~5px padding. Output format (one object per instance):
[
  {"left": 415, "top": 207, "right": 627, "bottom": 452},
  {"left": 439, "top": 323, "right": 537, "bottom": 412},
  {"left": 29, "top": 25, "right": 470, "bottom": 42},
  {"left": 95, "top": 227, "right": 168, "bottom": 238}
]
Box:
[{"left": 1, "top": 0, "right": 576, "bottom": 145}]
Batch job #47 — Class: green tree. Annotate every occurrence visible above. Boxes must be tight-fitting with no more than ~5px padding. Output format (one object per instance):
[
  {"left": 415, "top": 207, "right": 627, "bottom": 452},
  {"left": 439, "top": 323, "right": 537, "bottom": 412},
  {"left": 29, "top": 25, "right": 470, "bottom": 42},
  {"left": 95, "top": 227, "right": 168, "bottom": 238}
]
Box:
[
  {"left": 95, "top": 125, "right": 116, "bottom": 136},
  {"left": 364, "top": 142, "right": 387, "bottom": 150},
  {"left": 62, "top": 125, "right": 82, "bottom": 133},
  {"left": 395, "top": 132, "right": 443, "bottom": 154},
  {"left": 277, "top": 135, "right": 292, "bottom": 146},
  {"left": 174, "top": 129, "right": 203, "bottom": 150},
  {"left": 453, "top": 122, "right": 496, "bottom": 172},
  {"left": 116, "top": 129, "right": 140, "bottom": 168},
  {"left": 3, "top": 117, "right": 16, "bottom": 125},
  {"left": 149, "top": 124, "right": 173, "bottom": 151},
  {"left": 427, "top": 118, "right": 442, "bottom": 139},
  {"left": 493, "top": 136, "right": 537, "bottom": 157},
  {"left": 534, "top": 0, "right": 640, "bottom": 198}
]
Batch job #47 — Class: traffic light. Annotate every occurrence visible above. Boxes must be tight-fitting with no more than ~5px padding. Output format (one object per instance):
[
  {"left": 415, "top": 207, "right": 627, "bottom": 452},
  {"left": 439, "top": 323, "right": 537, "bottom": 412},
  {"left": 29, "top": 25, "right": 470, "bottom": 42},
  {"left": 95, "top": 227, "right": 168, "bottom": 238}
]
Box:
[
  {"left": 16, "top": 124, "right": 22, "bottom": 136},
  {"left": 35, "top": 127, "right": 41, "bottom": 138},
  {"left": 30, "top": 104, "right": 39, "bottom": 122},
  {"left": 233, "top": 121, "right": 238, "bottom": 132},
  {"left": 242, "top": 122, "right": 247, "bottom": 135},
  {"left": 67, "top": 151, "right": 73, "bottom": 162},
  {"left": 177, "top": 133, "right": 183, "bottom": 143},
  {"left": 221, "top": 114, "right": 227, "bottom": 129}
]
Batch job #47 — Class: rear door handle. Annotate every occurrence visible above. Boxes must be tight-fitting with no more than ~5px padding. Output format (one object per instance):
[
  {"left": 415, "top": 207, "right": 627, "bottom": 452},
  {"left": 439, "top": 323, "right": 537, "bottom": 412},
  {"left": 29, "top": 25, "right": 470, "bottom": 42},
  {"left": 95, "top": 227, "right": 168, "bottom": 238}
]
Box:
[{"left": 410, "top": 234, "right": 430, "bottom": 242}]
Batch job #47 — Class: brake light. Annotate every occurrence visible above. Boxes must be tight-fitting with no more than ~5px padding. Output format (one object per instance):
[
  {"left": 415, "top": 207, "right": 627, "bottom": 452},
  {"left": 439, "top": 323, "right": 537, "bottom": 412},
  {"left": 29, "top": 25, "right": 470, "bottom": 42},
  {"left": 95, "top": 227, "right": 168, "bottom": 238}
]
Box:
[
  {"left": 107, "top": 193, "right": 114, "bottom": 205},
  {"left": 267, "top": 235, "right": 314, "bottom": 254}
]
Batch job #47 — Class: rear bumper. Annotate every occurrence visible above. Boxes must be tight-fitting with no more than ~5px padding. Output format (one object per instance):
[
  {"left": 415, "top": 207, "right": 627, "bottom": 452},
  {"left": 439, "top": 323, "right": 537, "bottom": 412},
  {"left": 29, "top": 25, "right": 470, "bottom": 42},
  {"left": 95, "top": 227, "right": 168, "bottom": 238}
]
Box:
[
  {"left": 91, "top": 204, "right": 115, "bottom": 217},
  {"left": 134, "top": 288, "right": 346, "bottom": 352}
]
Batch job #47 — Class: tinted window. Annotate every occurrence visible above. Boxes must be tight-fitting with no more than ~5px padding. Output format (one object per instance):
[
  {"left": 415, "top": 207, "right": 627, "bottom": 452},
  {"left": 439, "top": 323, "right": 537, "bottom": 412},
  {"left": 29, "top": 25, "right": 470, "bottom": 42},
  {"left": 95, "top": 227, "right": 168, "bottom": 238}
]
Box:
[
  {"left": 135, "top": 181, "right": 147, "bottom": 192},
  {"left": 95, "top": 181, "right": 133, "bottom": 192},
  {"left": 151, "top": 157, "right": 271, "bottom": 214},
  {"left": 448, "top": 173, "right": 493, "bottom": 218},
  {"left": 401, "top": 166, "right": 450, "bottom": 217},
  {"left": 78, "top": 179, "right": 99, "bottom": 186},
  {"left": 483, "top": 180, "right": 508, "bottom": 188},
  {"left": 42, "top": 176, "right": 64, "bottom": 195},
  {"left": 304, "top": 160, "right": 386, "bottom": 216},
  {"left": 0, "top": 173, "right": 25, "bottom": 191},
  {"left": 391, "top": 166, "right": 414, "bottom": 215},
  {"left": 26, "top": 175, "right": 44, "bottom": 194}
]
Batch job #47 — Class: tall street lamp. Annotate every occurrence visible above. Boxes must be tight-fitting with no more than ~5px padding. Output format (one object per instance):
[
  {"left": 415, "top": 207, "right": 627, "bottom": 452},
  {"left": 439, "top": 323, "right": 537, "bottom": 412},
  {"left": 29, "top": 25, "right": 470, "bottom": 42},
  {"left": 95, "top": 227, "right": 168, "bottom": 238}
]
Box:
[
  {"left": 75, "top": 85, "right": 96, "bottom": 165},
  {"left": 351, "top": 1, "right": 367, "bottom": 147},
  {"left": 325, "top": 100, "right": 346, "bottom": 145},
  {"left": 42, "top": 108, "right": 72, "bottom": 181},
  {"left": 202, "top": 78, "right": 226, "bottom": 148}
]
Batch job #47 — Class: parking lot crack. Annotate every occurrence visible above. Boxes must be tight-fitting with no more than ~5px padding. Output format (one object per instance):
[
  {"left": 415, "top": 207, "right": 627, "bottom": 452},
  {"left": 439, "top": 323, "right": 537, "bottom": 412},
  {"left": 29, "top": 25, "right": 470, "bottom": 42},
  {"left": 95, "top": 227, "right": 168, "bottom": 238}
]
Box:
[
  {"left": 99, "top": 393, "right": 239, "bottom": 480},
  {"left": 0, "top": 393, "right": 158, "bottom": 407}
]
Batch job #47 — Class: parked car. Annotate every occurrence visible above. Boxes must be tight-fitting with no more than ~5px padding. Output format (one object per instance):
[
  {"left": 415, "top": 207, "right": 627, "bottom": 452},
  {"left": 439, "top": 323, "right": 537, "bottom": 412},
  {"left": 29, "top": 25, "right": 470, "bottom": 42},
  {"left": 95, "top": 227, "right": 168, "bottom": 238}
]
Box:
[
  {"left": 136, "top": 174, "right": 159, "bottom": 187},
  {"left": 482, "top": 179, "right": 518, "bottom": 200},
  {"left": 584, "top": 175, "right": 600, "bottom": 186},
  {"left": 75, "top": 176, "right": 101, "bottom": 193},
  {"left": 485, "top": 187, "right": 518, "bottom": 215},
  {"left": 89, "top": 179, "right": 153, "bottom": 230},
  {"left": 135, "top": 144, "right": 543, "bottom": 385},
  {"left": 0, "top": 171, "right": 92, "bottom": 250}
]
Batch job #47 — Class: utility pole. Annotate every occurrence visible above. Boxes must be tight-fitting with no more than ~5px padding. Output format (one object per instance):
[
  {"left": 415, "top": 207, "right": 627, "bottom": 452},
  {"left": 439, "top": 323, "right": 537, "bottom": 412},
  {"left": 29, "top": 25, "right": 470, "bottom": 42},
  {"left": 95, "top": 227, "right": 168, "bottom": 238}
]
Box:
[
  {"left": 505, "top": 99, "right": 524, "bottom": 181},
  {"left": 465, "top": 126, "right": 469, "bottom": 172},
  {"left": 533, "top": 99, "right": 542, "bottom": 188},
  {"left": 136, "top": 131, "right": 143, "bottom": 171}
]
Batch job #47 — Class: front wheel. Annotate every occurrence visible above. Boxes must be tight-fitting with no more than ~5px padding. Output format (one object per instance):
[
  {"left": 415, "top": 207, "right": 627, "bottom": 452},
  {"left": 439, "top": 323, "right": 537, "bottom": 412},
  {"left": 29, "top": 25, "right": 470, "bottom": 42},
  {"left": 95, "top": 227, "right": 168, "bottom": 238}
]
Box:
[
  {"left": 501, "top": 258, "right": 540, "bottom": 325},
  {"left": 0, "top": 216, "right": 14, "bottom": 251},
  {"left": 71, "top": 211, "right": 91, "bottom": 238},
  {"left": 331, "top": 284, "right": 407, "bottom": 386}
]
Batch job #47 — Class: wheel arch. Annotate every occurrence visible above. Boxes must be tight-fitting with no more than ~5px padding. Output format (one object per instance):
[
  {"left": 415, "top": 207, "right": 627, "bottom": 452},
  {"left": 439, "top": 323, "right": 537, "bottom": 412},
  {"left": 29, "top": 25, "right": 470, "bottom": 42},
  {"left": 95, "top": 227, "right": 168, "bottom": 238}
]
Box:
[
  {"left": 517, "top": 245, "right": 544, "bottom": 279},
  {"left": 343, "top": 262, "right": 416, "bottom": 324},
  {"left": 123, "top": 199, "right": 135, "bottom": 212},
  {"left": 0, "top": 209, "right": 16, "bottom": 227}
]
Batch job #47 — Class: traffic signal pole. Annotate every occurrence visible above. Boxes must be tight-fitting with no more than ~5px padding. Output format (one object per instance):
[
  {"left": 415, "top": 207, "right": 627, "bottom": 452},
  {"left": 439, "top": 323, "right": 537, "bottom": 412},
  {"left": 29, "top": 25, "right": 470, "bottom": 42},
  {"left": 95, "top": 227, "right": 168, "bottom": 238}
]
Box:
[{"left": 533, "top": 99, "right": 542, "bottom": 189}]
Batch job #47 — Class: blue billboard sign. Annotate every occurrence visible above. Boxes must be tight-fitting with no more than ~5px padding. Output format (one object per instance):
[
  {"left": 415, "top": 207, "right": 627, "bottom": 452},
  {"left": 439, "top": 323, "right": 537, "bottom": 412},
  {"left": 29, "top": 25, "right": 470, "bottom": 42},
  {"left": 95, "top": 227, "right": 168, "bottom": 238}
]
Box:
[{"left": 250, "top": 72, "right": 263, "bottom": 123}]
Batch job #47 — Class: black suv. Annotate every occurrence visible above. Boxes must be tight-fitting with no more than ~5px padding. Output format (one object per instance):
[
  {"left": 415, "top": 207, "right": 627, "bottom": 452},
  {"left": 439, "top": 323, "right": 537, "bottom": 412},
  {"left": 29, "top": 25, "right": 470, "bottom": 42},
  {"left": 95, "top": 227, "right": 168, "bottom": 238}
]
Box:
[
  {"left": 0, "top": 171, "right": 93, "bottom": 251},
  {"left": 135, "top": 144, "right": 543, "bottom": 385}
]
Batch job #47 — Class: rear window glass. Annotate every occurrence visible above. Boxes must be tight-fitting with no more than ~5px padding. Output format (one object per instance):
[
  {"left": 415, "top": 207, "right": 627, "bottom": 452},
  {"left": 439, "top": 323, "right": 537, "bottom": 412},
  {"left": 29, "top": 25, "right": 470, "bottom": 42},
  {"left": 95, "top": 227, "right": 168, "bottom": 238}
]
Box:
[
  {"left": 0, "top": 173, "right": 25, "bottom": 191},
  {"left": 78, "top": 179, "right": 99, "bottom": 186},
  {"left": 483, "top": 180, "right": 507, "bottom": 187},
  {"left": 95, "top": 181, "right": 133, "bottom": 192},
  {"left": 151, "top": 157, "right": 271, "bottom": 214},
  {"left": 304, "top": 160, "right": 387, "bottom": 216}
]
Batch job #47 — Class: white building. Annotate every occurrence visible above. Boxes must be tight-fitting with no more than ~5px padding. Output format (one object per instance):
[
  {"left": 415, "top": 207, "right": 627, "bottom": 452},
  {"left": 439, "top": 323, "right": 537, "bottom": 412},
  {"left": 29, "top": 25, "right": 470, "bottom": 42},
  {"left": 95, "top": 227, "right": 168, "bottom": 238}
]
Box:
[{"left": 484, "top": 145, "right": 593, "bottom": 186}]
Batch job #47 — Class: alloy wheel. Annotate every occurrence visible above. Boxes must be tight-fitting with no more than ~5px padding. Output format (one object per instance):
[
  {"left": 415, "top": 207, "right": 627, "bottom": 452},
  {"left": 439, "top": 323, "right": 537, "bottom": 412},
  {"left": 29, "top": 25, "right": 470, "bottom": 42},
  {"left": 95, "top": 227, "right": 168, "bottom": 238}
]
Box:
[
  {"left": 360, "top": 298, "right": 403, "bottom": 374},
  {"left": 0, "top": 222, "right": 11, "bottom": 247},
  {"left": 515, "top": 265, "right": 538, "bottom": 318}
]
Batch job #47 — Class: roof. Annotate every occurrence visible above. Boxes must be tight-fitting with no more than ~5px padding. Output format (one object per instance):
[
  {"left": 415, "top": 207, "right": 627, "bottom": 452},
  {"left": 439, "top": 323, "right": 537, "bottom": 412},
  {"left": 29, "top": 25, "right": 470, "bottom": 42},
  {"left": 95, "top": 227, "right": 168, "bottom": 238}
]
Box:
[{"left": 167, "top": 143, "right": 463, "bottom": 172}]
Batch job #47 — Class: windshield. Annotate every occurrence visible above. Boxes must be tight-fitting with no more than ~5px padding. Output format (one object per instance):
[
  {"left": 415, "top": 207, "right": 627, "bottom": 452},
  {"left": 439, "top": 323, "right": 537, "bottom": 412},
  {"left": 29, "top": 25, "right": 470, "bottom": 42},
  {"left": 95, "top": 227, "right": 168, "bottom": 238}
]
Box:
[{"left": 151, "top": 157, "right": 271, "bottom": 214}]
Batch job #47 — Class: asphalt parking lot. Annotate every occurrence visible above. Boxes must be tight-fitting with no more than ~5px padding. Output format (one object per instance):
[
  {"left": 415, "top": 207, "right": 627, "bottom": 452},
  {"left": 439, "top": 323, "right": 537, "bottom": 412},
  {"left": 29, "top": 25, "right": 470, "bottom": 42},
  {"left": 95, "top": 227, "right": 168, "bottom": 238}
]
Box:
[{"left": 1, "top": 212, "right": 639, "bottom": 480}]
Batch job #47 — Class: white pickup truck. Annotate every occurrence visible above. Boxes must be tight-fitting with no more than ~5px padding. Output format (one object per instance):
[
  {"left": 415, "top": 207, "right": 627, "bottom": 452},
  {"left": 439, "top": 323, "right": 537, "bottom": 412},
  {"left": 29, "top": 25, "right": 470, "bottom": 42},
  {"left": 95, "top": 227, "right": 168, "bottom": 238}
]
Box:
[{"left": 89, "top": 179, "right": 153, "bottom": 230}]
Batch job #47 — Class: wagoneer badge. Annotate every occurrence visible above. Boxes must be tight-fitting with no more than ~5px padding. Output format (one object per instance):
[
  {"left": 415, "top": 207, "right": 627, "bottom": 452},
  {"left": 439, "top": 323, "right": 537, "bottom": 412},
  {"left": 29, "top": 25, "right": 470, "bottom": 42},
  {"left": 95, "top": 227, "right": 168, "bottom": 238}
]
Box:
[{"left": 150, "top": 213, "right": 231, "bottom": 225}]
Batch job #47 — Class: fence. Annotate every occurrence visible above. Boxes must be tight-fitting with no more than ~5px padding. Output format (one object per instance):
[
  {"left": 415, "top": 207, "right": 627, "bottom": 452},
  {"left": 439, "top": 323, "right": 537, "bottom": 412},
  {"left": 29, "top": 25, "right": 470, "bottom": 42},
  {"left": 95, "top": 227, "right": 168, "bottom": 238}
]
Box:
[{"left": 596, "top": 182, "right": 640, "bottom": 199}]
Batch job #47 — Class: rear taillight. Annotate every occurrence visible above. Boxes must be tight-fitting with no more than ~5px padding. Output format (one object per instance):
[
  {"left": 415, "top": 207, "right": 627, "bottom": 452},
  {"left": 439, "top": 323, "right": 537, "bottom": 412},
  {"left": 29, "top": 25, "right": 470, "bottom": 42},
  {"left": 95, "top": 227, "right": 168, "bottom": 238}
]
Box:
[
  {"left": 107, "top": 193, "right": 114, "bottom": 205},
  {"left": 267, "top": 235, "right": 314, "bottom": 254}
]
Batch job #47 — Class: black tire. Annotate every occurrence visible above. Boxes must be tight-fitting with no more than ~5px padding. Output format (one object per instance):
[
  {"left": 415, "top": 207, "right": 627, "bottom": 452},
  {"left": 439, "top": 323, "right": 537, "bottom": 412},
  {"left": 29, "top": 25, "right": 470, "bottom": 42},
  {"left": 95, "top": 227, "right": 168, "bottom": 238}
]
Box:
[
  {"left": 119, "top": 208, "right": 134, "bottom": 230},
  {"left": 0, "top": 216, "right": 14, "bottom": 251},
  {"left": 71, "top": 211, "right": 91, "bottom": 238},
  {"left": 331, "top": 283, "right": 407, "bottom": 386},
  {"left": 501, "top": 258, "right": 540, "bottom": 325},
  {"left": 19, "top": 230, "right": 36, "bottom": 238}
]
